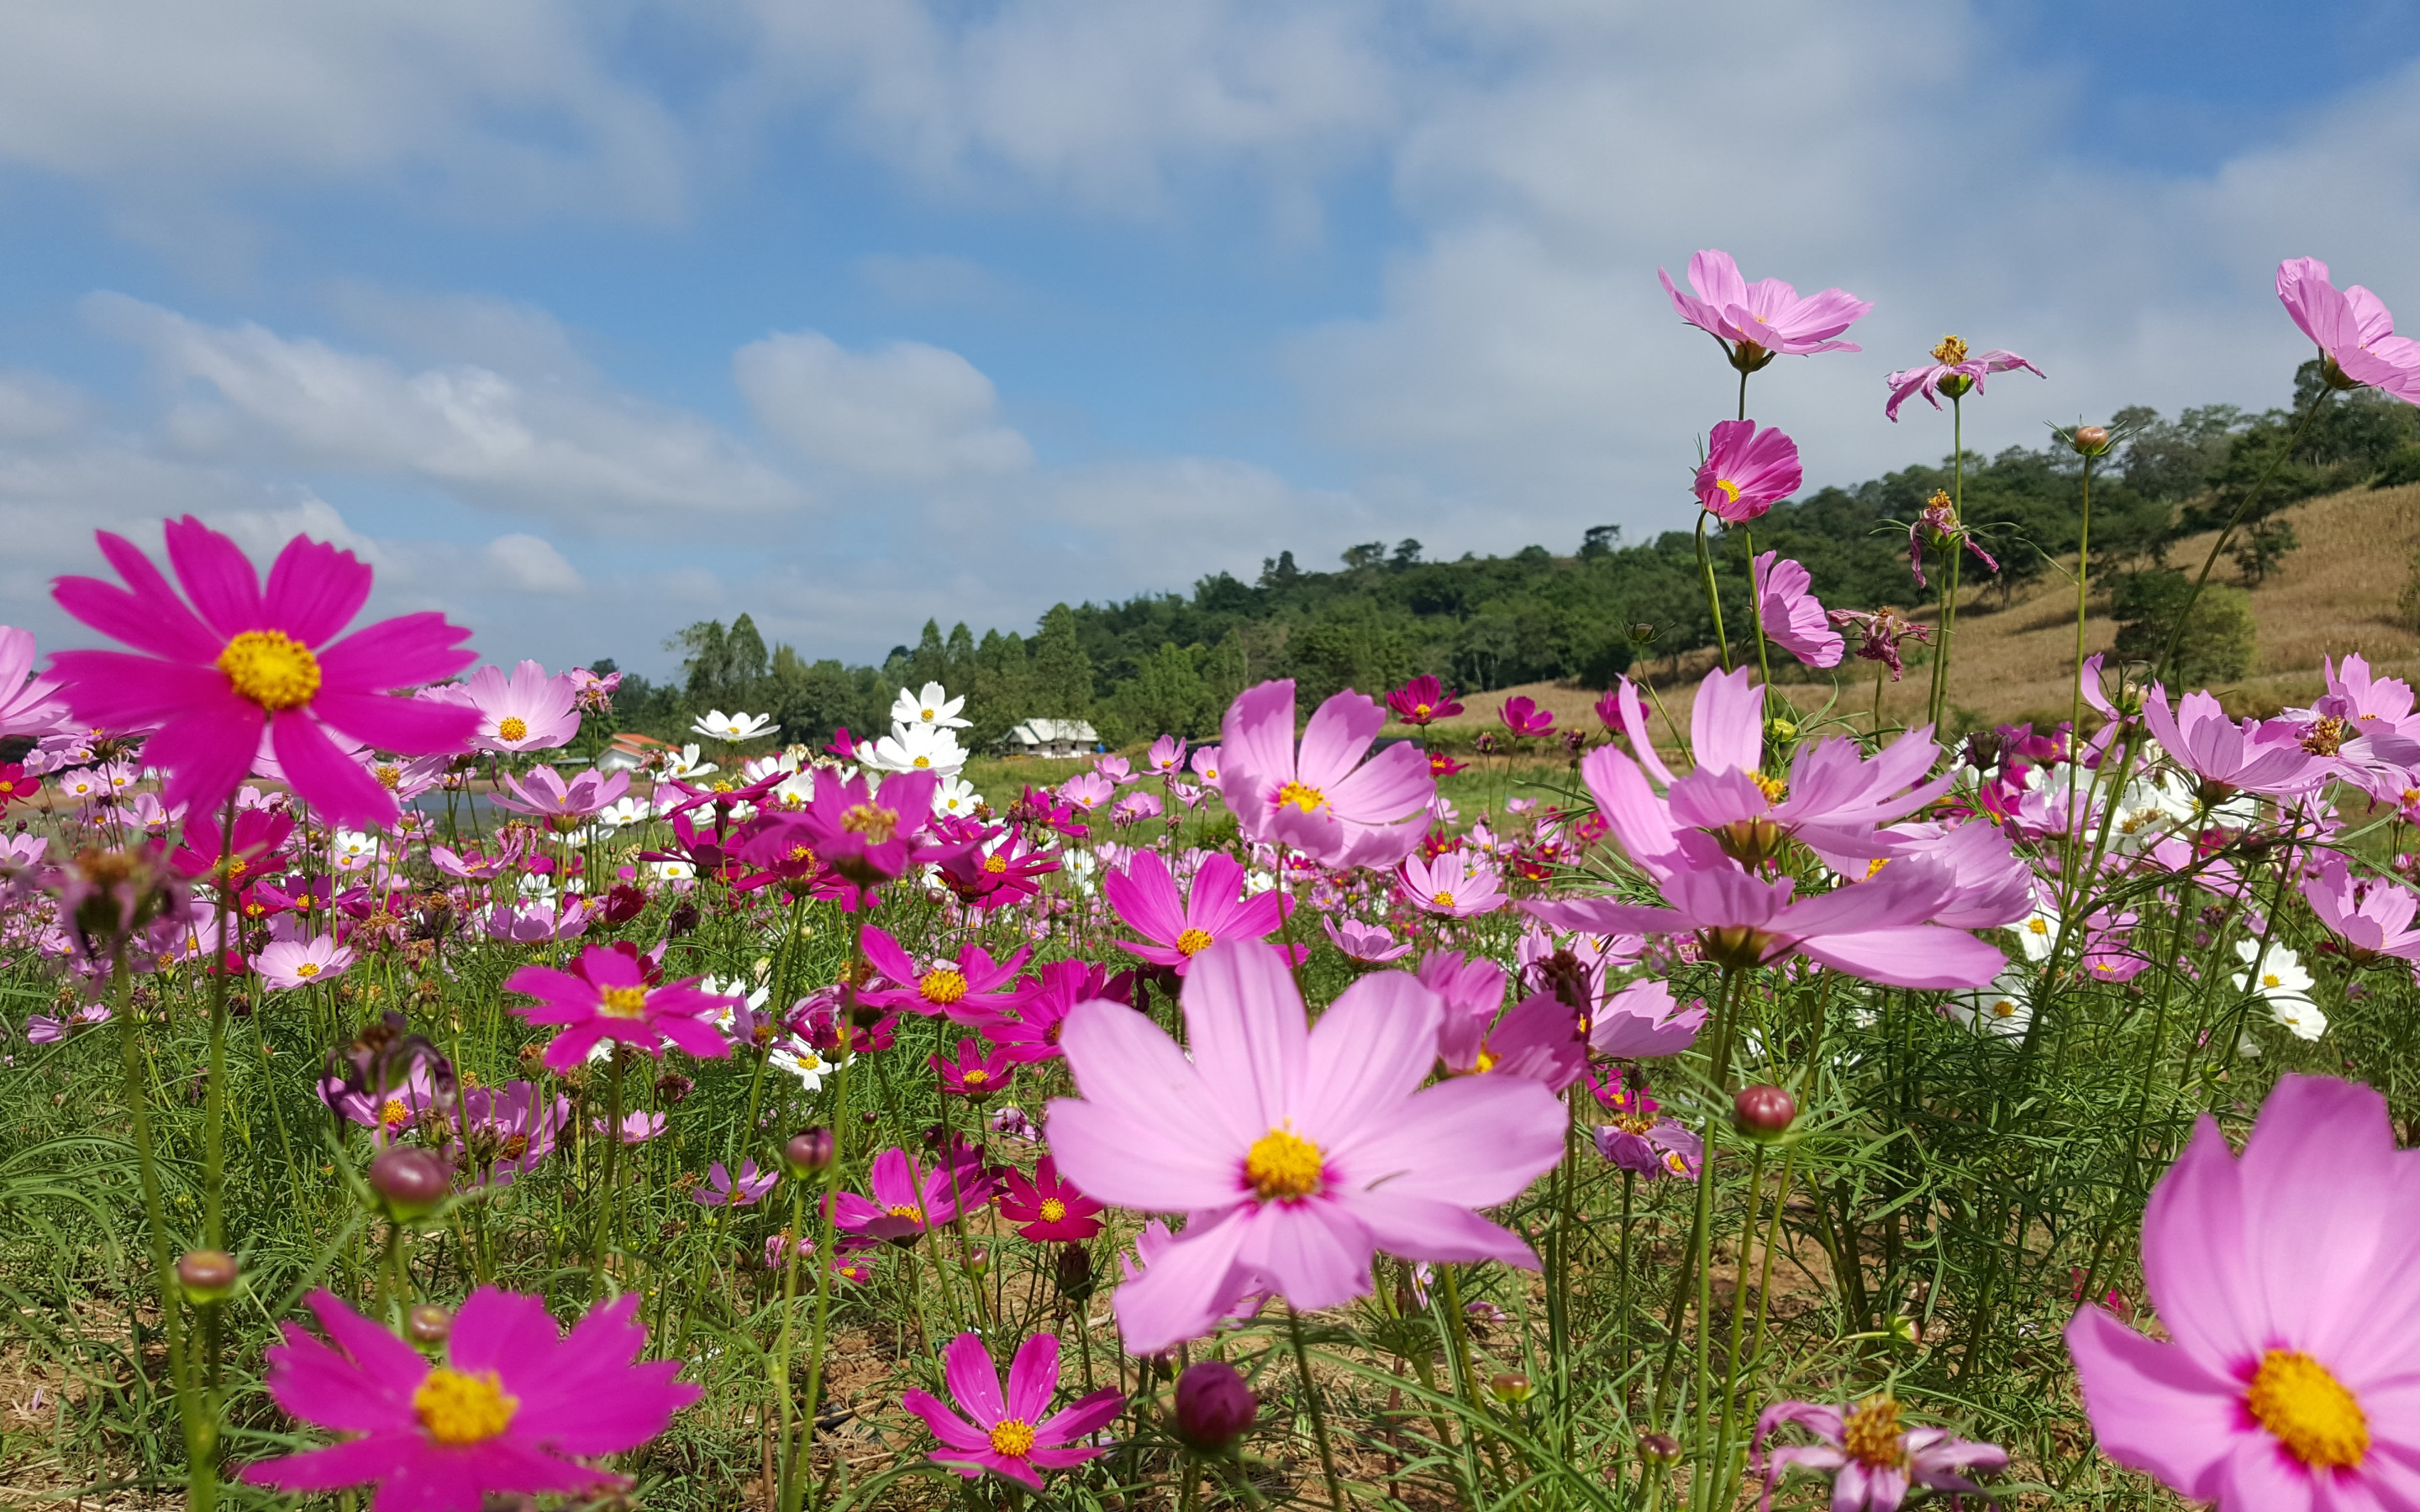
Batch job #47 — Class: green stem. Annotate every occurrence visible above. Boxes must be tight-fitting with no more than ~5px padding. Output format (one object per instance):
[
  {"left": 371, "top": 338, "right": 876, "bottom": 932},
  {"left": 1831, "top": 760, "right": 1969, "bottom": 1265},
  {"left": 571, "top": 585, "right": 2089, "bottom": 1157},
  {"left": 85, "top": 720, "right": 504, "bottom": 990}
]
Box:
[
  {"left": 1288, "top": 1305, "right": 1346, "bottom": 1512},
  {"left": 785, "top": 921, "right": 865, "bottom": 1512},
  {"left": 1695, "top": 512, "right": 1733, "bottom": 672},
  {"left": 117, "top": 948, "right": 213, "bottom": 1510},
  {"left": 593, "top": 1054, "right": 624, "bottom": 1297}
]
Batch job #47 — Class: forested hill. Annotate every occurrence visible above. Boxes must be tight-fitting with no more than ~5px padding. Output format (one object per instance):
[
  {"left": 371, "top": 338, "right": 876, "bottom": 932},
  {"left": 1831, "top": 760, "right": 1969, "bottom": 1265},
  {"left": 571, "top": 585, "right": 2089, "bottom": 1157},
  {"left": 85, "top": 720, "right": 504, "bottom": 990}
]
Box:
[{"left": 608, "top": 371, "right": 2420, "bottom": 750}]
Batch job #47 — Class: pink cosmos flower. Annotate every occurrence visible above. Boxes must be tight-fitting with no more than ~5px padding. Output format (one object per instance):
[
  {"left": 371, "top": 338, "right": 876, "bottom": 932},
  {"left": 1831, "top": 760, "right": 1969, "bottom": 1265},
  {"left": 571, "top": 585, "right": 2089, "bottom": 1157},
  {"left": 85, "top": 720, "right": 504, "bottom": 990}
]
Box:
[
  {"left": 693, "top": 1159, "right": 777, "bottom": 1208},
  {"left": 984, "top": 960, "right": 1130, "bottom": 1065},
  {"left": 748, "top": 768, "right": 959, "bottom": 906},
  {"left": 1435, "top": 992, "right": 1585, "bottom": 1091},
  {"left": 1590, "top": 1069, "right": 1700, "bottom": 1179},
  {"left": 1386, "top": 674, "right": 1463, "bottom": 727},
  {"left": 1657, "top": 249, "right": 1870, "bottom": 367},
  {"left": 1589, "top": 978, "right": 1707, "bottom": 1058},
  {"left": 1753, "top": 1395, "right": 2006, "bottom": 1511},
  {"left": 1218, "top": 680, "right": 1435, "bottom": 869},
  {"left": 1398, "top": 849, "right": 1506, "bottom": 918},
  {"left": 997, "top": 1154, "right": 1105, "bottom": 1242},
  {"left": 2302, "top": 856, "right": 2420, "bottom": 966},
  {"left": 833, "top": 1144, "right": 993, "bottom": 1244},
  {"left": 1188, "top": 745, "right": 1223, "bottom": 784},
  {"left": 1827, "top": 605, "right": 1932, "bottom": 680},
  {"left": 482, "top": 896, "right": 593, "bottom": 943},
  {"left": 49, "top": 518, "right": 478, "bottom": 827},
  {"left": 1753, "top": 552, "right": 1843, "bottom": 669},
  {"left": 239, "top": 1286, "right": 697, "bottom": 1511},
  {"left": 902, "top": 1331, "right": 1124, "bottom": 1490},
  {"left": 1059, "top": 771, "right": 1115, "bottom": 816},
  {"left": 456, "top": 661, "right": 579, "bottom": 753},
  {"left": 502, "top": 944, "right": 735, "bottom": 1071},
  {"left": 1323, "top": 916, "right": 1411, "bottom": 964},
  {"left": 1695, "top": 420, "right": 1802, "bottom": 523},
  {"left": 593, "top": 1110, "right": 666, "bottom": 1145},
  {"left": 0, "top": 626, "right": 68, "bottom": 738},
  {"left": 1884, "top": 335, "right": 2045, "bottom": 422},
  {"left": 492, "top": 765, "right": 629, "bottom": 823},
  {"left": 254, "top": 935, "right": 356, "bottom": 990},
  {"left": 2144, "top": 685, "right": 2323, "bottom": 803},
  {"left": 1106, "top": 849, "right": 1288, "bottom": 974},
  {"left": 2065, "top": 1075, "right": 2420, "bottom": 1510},
  {"left": 1147, "top": 734, "right": 1188, "bottom": 774},
  {"left": 932, "top": 1037, "right": 1016, "bottom": 1100},
  {"left": 1499, "top": 695, "right": 1555, "bottom": 737},
  {"left": 2276, "top": 256, "right": 2420, "bottom": 402},
  {"left": 448, "top": 1082, "right": 566, "bottom": 1188},
  {"left": 860, "top": 926, "right": 1032, "bottom": 1026},
  {"left": 168, "top": 806, "right": 296, "bottom": 885},
  {"left": 1528, "top": 854, "right": 2004, "bottom": 990},
  {"left": 1044, "top": 938, "right": 1568, "bottom": 1355}
]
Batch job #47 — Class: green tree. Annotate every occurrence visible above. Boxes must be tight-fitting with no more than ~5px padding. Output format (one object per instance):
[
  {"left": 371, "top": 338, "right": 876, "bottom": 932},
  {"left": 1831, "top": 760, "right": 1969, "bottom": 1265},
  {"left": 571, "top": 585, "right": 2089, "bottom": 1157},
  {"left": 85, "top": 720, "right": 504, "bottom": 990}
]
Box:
[{"left": 1029, "top": 604, "right": 1093, "bottom": 718}]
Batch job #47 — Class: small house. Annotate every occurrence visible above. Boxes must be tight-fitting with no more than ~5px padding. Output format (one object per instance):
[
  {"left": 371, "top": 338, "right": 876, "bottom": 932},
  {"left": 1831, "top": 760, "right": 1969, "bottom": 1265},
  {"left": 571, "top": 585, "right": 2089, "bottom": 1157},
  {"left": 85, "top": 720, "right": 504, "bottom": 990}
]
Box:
[
  {"left": 598, "top": 732, "right": 675, "bottom": 774},
  {"left": 1002, "top": 718, "right": 1099, "bottom": 759}
]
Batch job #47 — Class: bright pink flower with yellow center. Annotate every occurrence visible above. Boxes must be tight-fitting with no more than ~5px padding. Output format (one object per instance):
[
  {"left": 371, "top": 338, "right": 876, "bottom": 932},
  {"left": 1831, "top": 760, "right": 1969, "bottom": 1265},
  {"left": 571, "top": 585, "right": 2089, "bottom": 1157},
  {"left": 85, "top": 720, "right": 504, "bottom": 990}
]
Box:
[
  {"left": 2066, "top": 1075, "right": 2420, "bottom": 1510},
  {"left": 1694, "top": 420, "right": 1802, "bottom": 524},
  {"left": 1105, "top": 849, "right": 1288, "bottom": 975},
  {"left": 1218, "top": 679, "right": 1434, "bottom": 869},
  {"left": 239, "top": 1286, "right": 696, "bottom": 1511},
  {"left": 1884, "top": 334, "right": 2044, "bottom": 422},
  {"left": 901, "top": 1331, "right": 1123, "bottom": 1490},
  {"left": 997, "top": 1154, "right": 1105, "bottom": 1242},
  {"left": 48, "top": 517, "right": 478, "bottom": 827},
  {"left": 859, "top": 926, "right": 1032, "bottom": 1026},
  {"left": 502, "top": 945, "right": 736, "bottom": 1072}
]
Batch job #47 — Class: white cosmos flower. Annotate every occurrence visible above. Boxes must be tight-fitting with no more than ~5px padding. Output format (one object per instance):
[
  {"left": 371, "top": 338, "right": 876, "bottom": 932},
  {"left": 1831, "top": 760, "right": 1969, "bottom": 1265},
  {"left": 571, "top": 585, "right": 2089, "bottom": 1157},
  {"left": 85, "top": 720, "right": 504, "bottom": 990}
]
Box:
[
  {"left": 660, "top": 744, "right": 718, "bottom": 782},
  {"left": 2235, "top": 939, "right": 2327, "bottom": 1041},
  {"left": 892, "top": 682, "right": 970, "bottom": 730},
  {"left": 703, "top": 976, "right": 773, "bottom": 1034},
  {"left": 869, "top": 722, "right": 966, "bottom": 776},
  {"left": 934, "top": 776, "right": 981, "bottom": 819},
  {"left": 646, "top": 858, "right": 697, "bottom": 885},
  {"left": 769, "top": 771, "right": 816, "bottom": 811},
  {"left": 1946, "top": 969, "right": 2033, "bottom": 1038},
  {"left": 331, "top": 830, "right": 380, "bottom": 871},
  {"left": 771, "top": 1039, "right": 844, "bottom": 1091},
  {"left": 2014, "top": 906, "right": 2060, "bottom": 962},
  {"left": 597, "top": 796, "right": 654, "bottom": 832},
  {"left": 692, "top": 710, "right": 781, "bottom": 742}
]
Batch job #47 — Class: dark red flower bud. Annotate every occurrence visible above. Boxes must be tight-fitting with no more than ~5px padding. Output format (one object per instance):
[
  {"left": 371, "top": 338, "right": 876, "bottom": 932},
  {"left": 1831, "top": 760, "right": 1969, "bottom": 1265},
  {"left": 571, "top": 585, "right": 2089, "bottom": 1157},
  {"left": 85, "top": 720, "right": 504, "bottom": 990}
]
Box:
[
  {"left": 598, "top": 882, "right": 648, "bottom": 926},
  {"left": 785, "top": 1128, "right": 835, "bottom": 1176},
  {"left": 1172, "top": 1359, "right": 1258, "bottom": 1454},
  {"left": 1733, "top": 1084, "right": 1797, "bottom": 1141},
  {"left": 1639, "top": 1431, "right": 1681, "bottom": 1465},
  {"left": 176, "top": 1248, "right": 238, "bottom": 1303},
  {"left": 368, "top": 1146, "right": 452, "bottom": 1219},
  {"left": 2071, "top": 424, "right": 2112, "bottom": 456},
  {"left": 408, "top": 1303, "right": 452, "bottom": 1346}
]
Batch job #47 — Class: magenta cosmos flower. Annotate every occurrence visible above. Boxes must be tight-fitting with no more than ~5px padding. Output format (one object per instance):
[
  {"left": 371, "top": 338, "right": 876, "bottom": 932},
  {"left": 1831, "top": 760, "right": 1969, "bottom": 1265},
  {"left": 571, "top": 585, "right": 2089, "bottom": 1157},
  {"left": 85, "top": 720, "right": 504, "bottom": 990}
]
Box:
[
  {"left": 1386, "top": 674, "right": 1463, "bottom": 727},
  {"left": 1044, "top": 938, "right": 1567, "bottom": 1355},
  {"left": 932, "top": 1037, "right": 1016, "bottom": 1100},
  {"left": 2065, "top": 1075, "right": 2420, "bottom": 1509},
  {"left": 752, "top": 767, "right": 958, "bottom": 905},
  {"left": 1885, "top": 335, "right": 2045, "bottom": 421},
  {"left": 2277, "top": 256, "right": 2420, "bottom": 402},
  {"left": 239, "top": 1286, "right": 697, "bottom": 1512},
  {"left": 860, "top": 925, "right": 1033, "bottom": 1024},
  {"left": 997, "top": 1153, "right": 1106, "bottom": 1242},
  {"left": 1499, "top": 694, "right": 1555, "bottom": 737},
  {"left": 49, "top": 518, "right": 478, "bottom": 827},
  {"left": 902, "top": 1331, "right": 1123, "bottom": 1490},
  {"left": 1105, "top": 849, "right": 1287, "bottom": 974},
  {"left": 1753, "top": 1394, "right": 2006, "bottom": 1512},
  {"left": 503, "top": 944, "right": 735, "bottom": 1072},
  {"left": 834, "top": 1144, "right": 994, "bottom": 1244},
  {"left": 1753, "top": 551, "right": 1843, "bottom": 669},
  {"left": 1218, "top": 680, "right": 1434, "bottom": 869},
  {"left": 1658, "top": 249, "right": 1871, "bottom": 369},
  {"left": 1695, "top": 420, "right": 1802, "bottom": 523}
]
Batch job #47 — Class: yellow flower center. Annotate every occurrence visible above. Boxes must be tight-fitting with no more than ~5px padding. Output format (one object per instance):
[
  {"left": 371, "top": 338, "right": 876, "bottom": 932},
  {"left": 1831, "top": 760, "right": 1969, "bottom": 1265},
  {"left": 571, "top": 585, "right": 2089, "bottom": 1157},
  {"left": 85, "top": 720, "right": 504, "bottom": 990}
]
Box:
[
  {"left": 2264, "top": 973, "right": 2283, "bottom": 989},
  {"left": 984, "top": 854, "right": 1008, "bottom": 874},
  {"left": 1433, "top": 891, "right": 1456, "bottom": 909},
  {"left": 1176, "top": 927, "right": 1214, "bottom": 956},
  {"left": 920, "top": 969, "right": 970, "bottom": 1005},
  {"left": 789, "top": 844, "right": 814, "bottom": 863},
  {"left": 216, "top": 630, "right": 321, "bottom": 711},
  {"left": 413, "top": 1366, "right": 519, "bottom": 1446},
  {"left": 913, "top": 754, "right": 932, "bottom": 769},
  {"left": 1244, "top": 1126, "right": 1324, "bottom": 1202},
  {"left": 840, "top": 803, "right": 898, "bottom": 841},
  {"left": 373, "top": 764, "right": 402, "bottom": 790},
  {"left": 1473, "top": 1047, "right": 1498, "bottom": 1074},
  {"left": 1989, "top": 998, "right": 2018, "bottom": 1018},
  {"left": 380, "top": 1098, "right": 410, "bottom": 1128},
  {"left": 1932, "top": 334, "right": 1970, "bottom": 365},
  {"left": 597, "top": 985, "right": 649, "bottom": 1017},
  {"left": 1275, "top": 781, "right": 1326, "bottom": 813},
  {"left": 1840, "top": 1395, "right": 1907, "bottom": 1468},
  {"left": 2247, "top": 1349, "right": 2368, "bottom": 1468},
  {"left": 1713, "top": 478, "right": 1742, "bottom": 506},
  {"left": 922, "top": 708, "right": 935, "bottom": 720},
  {"left": 2302, "top": 716, "right": 2348, "bottom": 757},
  {"left": 295, "top": 962, "right": 321, "bottom": 979},
  {"left": 1039, "top": 1197, "right": 1067, "bottom": 1221},
  {"left": 1413, "top": 701, "right": 1432, "bottom": 717},
  {"left": 2028, "top": 918, "right": 2049, "bottom": 935},
  {"left": 1864, "top": 858, "right": 1890, "bottom": 879},
  {"left": 988, "top": 1418, "right": 1037, "bottom": 1457},
  {"left": 1749, "top": 771, "right": 1787, "bottom": 804},
  {"left": 962, "top": 1068, "right": 989, "bottom": 1086},
  {"left": 886, "top": 1204, "right": 924, "bottom": 1223}
]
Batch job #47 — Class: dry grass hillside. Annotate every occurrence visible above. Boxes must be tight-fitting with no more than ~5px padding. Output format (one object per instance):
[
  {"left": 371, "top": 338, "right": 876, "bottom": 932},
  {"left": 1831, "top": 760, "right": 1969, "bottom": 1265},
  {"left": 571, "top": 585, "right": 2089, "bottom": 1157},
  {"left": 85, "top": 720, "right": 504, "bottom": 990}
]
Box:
[{"left": 1425, "top": 479, "right": 2420, "bottom": 741}]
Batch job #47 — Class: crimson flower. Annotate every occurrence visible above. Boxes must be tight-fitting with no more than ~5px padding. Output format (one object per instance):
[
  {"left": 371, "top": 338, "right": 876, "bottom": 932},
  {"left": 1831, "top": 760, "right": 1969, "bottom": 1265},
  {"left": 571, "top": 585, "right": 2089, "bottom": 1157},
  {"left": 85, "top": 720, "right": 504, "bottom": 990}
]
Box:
[
  {"left": 49, "top": 517, "right": 478, "bottom": 827},
  {"left": 901, "top": 1332, "right": 1123, "bottom": 1490},
  {"left": 932, "top": 1037, "right": 1016, "bottom": 1100},
  {"left": 1428, "top": 749, "right": 1467, "bottom": 778},
  {"left": 753, "top": 768, "right": 964, "bottom": 906},
  {"left": 1386, "top": 675, "right": 1463, "bottom": 727},
  {"left": 1499, "top": 695, "right": 1555, "bottom": 738},
  {"left": 1826, "top": 605, "right": 1931, "bottom": 680},
  {"left": 997, "top": 1154, "right": 1105, "bottom": 1242}
]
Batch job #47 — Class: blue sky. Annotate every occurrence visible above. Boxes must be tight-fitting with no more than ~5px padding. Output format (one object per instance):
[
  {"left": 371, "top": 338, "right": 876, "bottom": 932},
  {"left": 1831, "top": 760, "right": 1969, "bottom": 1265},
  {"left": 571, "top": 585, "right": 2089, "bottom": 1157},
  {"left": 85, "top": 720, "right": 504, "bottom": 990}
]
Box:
[{"left": 1, "top": 0, "right": 2415, "bottom": 678}]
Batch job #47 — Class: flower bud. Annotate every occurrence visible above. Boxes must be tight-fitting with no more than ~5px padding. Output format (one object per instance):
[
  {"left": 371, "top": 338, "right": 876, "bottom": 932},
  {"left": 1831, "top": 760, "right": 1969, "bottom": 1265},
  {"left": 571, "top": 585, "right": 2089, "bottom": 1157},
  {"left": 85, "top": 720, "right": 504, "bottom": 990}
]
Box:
[
  {"left": 1934, "top": 371, "right": 1975, "bottom": 401},
  {"left": 1053, "top": 1243, "right": 1097, "bottom": 1303},
  {"left": 1733, "top": 1084, "right": 1797, "bottom": 1141},
  {"left": 408, "top": 1303, "right": 452, "bottom": 1346},
  {"left": 2070, "top": 424, "right": 2111, "bottom": 456},
  {"left": 368, "top": 1146, "right": 452, "bottom": 1221},
  {"left": 784, "top": 1127, "right": 835, "bottom": 1177},
  {"left": 1171, "top": 1360, "right": 1259, "bottom": 1454},
  {"left": 175, "top": 1248, "right": 238, "bottom": 1304},
  {"left": 1639, "top": 1431, "right": 1681, "bottom": 1466},
  {"left": 965, "top": 1247, "right": 989, "bottom": 1278},
  {"left": 1488, "top": 1371, "right": 1534, "bottom": 1404}
]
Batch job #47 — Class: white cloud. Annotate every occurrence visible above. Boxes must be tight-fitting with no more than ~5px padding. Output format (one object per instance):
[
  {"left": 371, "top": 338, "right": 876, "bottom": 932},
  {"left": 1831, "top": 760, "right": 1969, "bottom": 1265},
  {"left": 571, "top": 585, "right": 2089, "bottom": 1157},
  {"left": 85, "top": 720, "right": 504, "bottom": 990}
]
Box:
[
  {"left": 734, "top": 329, "right": 1033, "bottom": 482},
  {"left": 87, "top": 292, "right": 808, "bottom": 522}
]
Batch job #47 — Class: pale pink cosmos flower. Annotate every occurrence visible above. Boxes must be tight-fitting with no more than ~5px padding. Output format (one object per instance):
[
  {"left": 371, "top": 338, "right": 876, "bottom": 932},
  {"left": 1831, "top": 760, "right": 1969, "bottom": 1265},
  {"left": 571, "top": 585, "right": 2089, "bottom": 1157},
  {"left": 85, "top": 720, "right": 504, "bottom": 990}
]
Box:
[
  {"left": 1695, "top": 421, "right": 1802, "bottom": 524},
  {"left": 1105, "top": 848, "right": 1288, "bottom": 974},
  {"left": 1188, "top": 745, "right": 1223, "bottom": 784},
  {"left": 1058, "top": 771, "right": 1115, "bottom": 815},
  {"left": 2276, "top": 256, "right": 2420, "bottom": 402},
  {"left": 1657, "top": 249, "right": 1870, "bottom": 368},
  {"left": 1588, "top": 978, "right": 1707, "bottom": 1058},
  {"left": 1323, "top": 916, "right": 1411, "bottom": 964},
  {"left": 2065, "top": 1075, "right": 2420, "bottom": 1509},
  {"left": 1147, "top": 733, "right": 1187, "bottom": 774},
  {"left": 1218, "top": 680, "right": 1434, "bottom": 869},
  {"left": 2302, "top": 856, "right": 2420, "bottom": 967},
  {"left": 0, "top": 626, "right": 69, "bottom": 738},
  {"left": 1045, "top": 939, "right": 1567, "bottom": 1355},
  {"left": 492, "top": 765, "right": 629, "bottom": 823},
  {"left": 254, "top": 935, "right": 355, "bottom": 990},
  {"left": 1752, "top": 551, "right": 1843, "bottom": 669},
  {"left": 1398, "top": 849, "right": 1506, "bottom": 918},
  {"left": 1435, "top": 992, "right": 1585, "bottom": 1092},
  {"left": 457, "top": 660, "right": 580, "bottom": 753},
  {"left": 1884, "top": 335, "right": 2045, "bottom": 422},
  {"left": 1753, "top": 1395, "right": 2006, "bottom": 1512},
  {"left": 2143, "top": 685, "right": 2323, "bottom": 803}
]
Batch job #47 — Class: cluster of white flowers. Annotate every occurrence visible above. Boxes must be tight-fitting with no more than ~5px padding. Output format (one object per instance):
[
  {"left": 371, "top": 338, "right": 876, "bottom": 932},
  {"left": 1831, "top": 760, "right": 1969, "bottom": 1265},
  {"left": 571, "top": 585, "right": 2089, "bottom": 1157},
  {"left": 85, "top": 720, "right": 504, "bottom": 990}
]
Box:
[{"left": 863, "top": 681, "right": 981, "bottom": 818}]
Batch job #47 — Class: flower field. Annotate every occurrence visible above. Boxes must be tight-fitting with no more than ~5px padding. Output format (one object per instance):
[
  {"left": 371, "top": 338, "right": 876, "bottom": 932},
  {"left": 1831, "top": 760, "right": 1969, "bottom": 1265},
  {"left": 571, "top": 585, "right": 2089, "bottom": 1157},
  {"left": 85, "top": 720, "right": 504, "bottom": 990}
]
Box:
[{"left": 5, "top": 250, "right": 2420, "bottom": 1512}]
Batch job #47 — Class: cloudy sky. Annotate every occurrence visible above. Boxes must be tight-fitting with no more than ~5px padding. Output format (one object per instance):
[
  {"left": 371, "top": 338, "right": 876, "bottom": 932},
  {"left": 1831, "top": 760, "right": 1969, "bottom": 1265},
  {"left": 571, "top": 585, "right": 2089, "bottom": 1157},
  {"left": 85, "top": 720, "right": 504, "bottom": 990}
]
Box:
[{"left": 2, "top": 0, "right": 2416, "bottom": 676}]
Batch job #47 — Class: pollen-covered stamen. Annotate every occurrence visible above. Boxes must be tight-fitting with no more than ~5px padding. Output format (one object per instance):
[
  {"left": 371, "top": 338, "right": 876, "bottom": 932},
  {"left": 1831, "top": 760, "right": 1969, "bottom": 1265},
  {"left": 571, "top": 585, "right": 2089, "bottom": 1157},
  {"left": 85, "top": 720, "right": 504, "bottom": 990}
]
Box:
[
  {"left": 496, "top": 716, "right": 529, "bottom": 743},
  {"left": 380, "top": 1098, "right": 411, "bottom": 1129},
  {"left": 1840, "top": 1395, "right": 1907, "bottom": 1468},
  {"left": 413, "top": 1366, "right": 519, "bottom": 1446},
  {"left": 2248, "top": 1349, "right": 2368, "bottom": 1468},
  {"left": 295, "top": 962, "right": 322, "bottom": 979},
  {"left": 920, "top": 969, "right": 970, "bottom": 1005},
  {"left": 2302, "top": 717, "right": 2348, "bottom": 757},
  {"left": 988, "top": 1418, "right": 1037, "bottom": 1457},
  {"left": 840, "top": 803, "right": 898, "bottom": 842},
  {"left": 1039, "top": 1197, "right": 1067, "bottom": 1222},
  {"left": 1931, "top": 334, "right": 1970, "bottom": 366},
  {"left": 886, "top": 1204, "right": 926, "bottom": 1224},
  {"left": 217, "top": 630, "right": 322, "bottom": 711},
  {"left": 1275, "top": 781, "right": 1326, "bottom": 813},
  {"left": 1749, "top": 771, "right": 1787, "bottom": 804},
  {"left": 1176, "top": 927, "right": 1214, "bottom": 956},
  {"left": 1245, "top": 1126, "right": 1324, "bottom": 1202},
  {"left": 597, "top": 985, "right": 649, "bottom": 1018},
  {"left": 1713, "top": 478, "right": 1743, "bottom": 507},
  {"left": 961, "top": 1068, "right": 990, "bottom": 1087}
]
